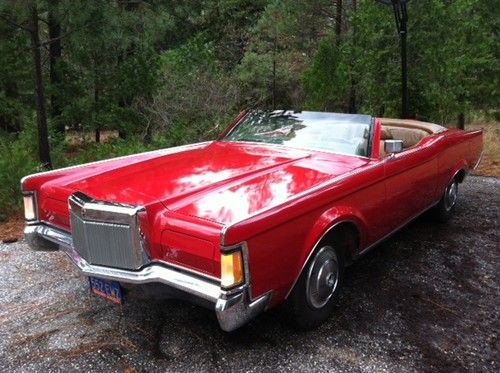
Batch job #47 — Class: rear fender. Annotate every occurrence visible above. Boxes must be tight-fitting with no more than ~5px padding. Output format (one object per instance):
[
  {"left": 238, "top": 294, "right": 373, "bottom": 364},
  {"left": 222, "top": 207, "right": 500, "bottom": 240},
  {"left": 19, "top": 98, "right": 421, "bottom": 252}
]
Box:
[{"left": 447, "top": 161, "right": 468, "bottom": 187}]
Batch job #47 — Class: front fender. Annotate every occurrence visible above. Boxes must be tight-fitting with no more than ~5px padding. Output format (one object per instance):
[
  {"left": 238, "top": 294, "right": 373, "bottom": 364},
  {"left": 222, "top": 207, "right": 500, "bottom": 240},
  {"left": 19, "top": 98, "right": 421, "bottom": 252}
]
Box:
[{"left": 284, "top": 205, "right": 367, "bottom": 299}]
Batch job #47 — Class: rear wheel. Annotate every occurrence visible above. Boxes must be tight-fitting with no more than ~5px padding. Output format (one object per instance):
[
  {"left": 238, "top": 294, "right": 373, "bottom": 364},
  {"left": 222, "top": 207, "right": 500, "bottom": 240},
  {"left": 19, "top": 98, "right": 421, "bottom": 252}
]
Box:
[
  {"left": 434, "top": 179, "right": 459, "bottom": 222},
  {"left": 286, "top": 244, "right": 344, "bottom": 330}
]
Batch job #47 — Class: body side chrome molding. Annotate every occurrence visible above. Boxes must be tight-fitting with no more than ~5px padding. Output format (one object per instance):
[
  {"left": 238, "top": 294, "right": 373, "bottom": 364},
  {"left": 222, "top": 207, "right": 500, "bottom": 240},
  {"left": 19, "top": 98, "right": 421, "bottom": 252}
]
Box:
[{"left": 357, "top": 200, "right": 440, "bottom": 257}]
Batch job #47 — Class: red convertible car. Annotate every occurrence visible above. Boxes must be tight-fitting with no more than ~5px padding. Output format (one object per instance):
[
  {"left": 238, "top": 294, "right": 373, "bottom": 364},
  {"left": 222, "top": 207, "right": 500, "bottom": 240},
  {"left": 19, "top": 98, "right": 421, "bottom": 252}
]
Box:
[{"left": 22, "top": 111, "right": 483, "bottom": 331}]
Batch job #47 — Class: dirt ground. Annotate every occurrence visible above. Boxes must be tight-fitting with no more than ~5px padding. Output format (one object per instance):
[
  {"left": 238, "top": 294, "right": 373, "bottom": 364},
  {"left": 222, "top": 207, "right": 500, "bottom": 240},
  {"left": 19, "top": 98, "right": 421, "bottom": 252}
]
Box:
[{"left": 0, "top": 175, "right": 498, "bottom": 372}]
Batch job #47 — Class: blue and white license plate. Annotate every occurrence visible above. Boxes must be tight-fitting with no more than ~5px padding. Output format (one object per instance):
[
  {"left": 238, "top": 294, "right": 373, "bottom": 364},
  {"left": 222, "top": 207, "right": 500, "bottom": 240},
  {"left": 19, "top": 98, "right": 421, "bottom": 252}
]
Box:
[{"left": 89, "top": 277, "right": 123, "bottom": 305}]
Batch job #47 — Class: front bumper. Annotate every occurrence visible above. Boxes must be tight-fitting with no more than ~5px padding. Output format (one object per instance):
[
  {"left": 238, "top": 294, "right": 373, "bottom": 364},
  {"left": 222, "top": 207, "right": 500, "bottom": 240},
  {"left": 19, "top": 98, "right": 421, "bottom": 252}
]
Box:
[{"left": 24, "top": 223, "right": 271, "bottom": 331}]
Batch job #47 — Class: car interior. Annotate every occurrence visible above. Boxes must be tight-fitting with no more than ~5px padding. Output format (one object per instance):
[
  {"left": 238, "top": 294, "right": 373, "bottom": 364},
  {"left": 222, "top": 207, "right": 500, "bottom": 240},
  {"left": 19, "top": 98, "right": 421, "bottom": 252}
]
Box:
[{"left": 378, "top": 119, "right": 446, "bottom": 157}]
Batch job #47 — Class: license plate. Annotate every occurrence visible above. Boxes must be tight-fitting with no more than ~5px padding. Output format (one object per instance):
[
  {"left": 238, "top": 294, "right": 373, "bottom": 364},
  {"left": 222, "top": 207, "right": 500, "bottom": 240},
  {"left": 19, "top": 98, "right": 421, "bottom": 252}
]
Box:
[{"left": 89, "top": 277, "right": 123, "bottom": 305}]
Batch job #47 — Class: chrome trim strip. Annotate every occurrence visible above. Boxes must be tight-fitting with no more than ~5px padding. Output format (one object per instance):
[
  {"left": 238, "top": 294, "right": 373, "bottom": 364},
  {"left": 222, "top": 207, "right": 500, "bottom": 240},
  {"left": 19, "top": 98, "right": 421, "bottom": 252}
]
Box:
[
  {"left": 150, "top": 258, "right": 220, "bottom": 283},
  {"left": 472, "top": 150, "right": 483, "bottom": 170},
  {"left": 220, "top": 242, "right": 253, "bottom": 299},
  {"left": 24, "top": 224, "right": 70, "bottom": 251},
  {"left": 219, "top": 226, "right": 228, "bottom": 247},
  {"left": 69, "top": 192, "right": 145, "bottom": 225},
  {"left": 20, "top": 141, "right": 211, "bottom": 191},
  {"left": 284, "top": 198, "right": 441, "bottom": 300},
  {"left": 358, "top": 200, "right": 440, "bottom": 257}
]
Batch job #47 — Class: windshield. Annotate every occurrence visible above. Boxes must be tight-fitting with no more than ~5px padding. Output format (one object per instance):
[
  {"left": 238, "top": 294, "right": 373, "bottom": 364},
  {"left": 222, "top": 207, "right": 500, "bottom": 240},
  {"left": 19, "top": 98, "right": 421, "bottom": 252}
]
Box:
[{"left": 223, "top": 110, "right": 373, "bottom": 157}]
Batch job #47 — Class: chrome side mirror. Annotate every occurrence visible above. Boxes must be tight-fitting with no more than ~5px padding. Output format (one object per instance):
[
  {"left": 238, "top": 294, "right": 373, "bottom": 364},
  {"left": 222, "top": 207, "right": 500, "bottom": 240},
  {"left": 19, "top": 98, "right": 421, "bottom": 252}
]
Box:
[{"left": 384, "top": 139, "right": 404, "bottom": 154}]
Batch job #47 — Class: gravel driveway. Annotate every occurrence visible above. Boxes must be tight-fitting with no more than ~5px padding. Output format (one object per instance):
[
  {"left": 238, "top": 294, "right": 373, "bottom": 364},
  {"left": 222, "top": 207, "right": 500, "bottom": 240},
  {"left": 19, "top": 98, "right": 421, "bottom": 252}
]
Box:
[{"left": 0, "top": 176, "right": 498, "bottom": 372}]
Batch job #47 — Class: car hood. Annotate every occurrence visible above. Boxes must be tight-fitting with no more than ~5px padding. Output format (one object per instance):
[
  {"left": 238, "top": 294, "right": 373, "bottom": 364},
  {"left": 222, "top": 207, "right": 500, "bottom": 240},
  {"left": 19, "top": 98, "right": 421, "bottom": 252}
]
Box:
[{"left": 41, "top": 141, "right": 369, "bottom": 225}]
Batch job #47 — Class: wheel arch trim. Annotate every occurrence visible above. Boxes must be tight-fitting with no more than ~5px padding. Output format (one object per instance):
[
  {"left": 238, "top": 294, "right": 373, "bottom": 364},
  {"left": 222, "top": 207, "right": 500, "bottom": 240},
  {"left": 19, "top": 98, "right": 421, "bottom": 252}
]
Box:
[
  {"left": 283, "top": 218, "right": 362, "bottom": 300},
  {"left": 447, "top": 161, "right": 468, "bottom": 187}
]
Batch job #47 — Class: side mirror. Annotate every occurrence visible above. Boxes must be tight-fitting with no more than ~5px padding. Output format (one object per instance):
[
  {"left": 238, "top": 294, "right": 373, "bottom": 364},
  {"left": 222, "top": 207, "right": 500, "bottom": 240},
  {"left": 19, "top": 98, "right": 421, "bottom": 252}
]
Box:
[{"left": 384, "top": 139, "right": 404, "bottom": 154}]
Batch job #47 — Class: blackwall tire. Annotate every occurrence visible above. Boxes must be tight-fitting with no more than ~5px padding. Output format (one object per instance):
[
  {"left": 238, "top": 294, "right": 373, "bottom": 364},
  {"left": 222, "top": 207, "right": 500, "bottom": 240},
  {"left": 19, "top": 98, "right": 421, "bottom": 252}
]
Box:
[
  {"left": 286, "top": 244, "right": 344, "bottom": 330},
  {"left": 434, "top": 179, "right": 459, "bottom": 222}
]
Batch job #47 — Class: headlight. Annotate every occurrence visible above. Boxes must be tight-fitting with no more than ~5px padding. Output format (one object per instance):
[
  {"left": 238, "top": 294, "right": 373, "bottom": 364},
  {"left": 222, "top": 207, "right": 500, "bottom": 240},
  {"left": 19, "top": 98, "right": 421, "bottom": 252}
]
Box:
[
  {"left": 220, "top": 248, "right": 244, "bottom": 289},
  {"left": 23, "top": 193, "right": 37, "bottom": 221}
]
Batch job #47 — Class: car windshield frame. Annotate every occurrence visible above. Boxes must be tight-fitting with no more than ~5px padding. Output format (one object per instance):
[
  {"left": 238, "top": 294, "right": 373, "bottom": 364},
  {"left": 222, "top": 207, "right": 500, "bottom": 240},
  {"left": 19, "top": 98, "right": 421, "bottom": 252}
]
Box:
[{"left": 222, "top": 110, "right": 374, "bottom": 158}]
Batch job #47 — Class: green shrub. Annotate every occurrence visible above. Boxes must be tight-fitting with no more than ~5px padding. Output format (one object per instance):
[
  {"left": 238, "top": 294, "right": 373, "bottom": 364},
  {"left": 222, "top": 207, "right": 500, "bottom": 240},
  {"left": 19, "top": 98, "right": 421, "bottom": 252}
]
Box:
[
  {"left": 0, "top": 130, "right": 40, "bottom": 220},
  {"left": 61, "top": 138, "right": 150, "bottom": 166}
]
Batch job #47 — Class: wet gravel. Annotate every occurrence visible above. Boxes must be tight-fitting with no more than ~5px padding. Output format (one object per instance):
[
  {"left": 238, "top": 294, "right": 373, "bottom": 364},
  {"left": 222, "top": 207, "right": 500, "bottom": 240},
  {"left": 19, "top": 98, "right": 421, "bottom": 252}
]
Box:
[{"left": 0, "top": 176, "right": 498, "bottom": 372}]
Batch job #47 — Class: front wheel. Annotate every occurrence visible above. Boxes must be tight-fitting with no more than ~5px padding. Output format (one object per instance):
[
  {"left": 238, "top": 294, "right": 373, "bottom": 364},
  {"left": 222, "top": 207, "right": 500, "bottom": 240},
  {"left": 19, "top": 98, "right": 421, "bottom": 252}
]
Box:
[
  {"left": 434, "top": 179, "right": 459, "bottom": 222},
  {"left": 286, "top": 245, "right": 344, "bottom": 330}
]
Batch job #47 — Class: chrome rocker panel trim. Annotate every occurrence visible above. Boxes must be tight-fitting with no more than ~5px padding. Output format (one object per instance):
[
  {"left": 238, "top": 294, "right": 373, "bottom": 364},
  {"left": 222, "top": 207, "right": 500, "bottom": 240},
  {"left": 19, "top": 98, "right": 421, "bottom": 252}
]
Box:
[{"left": 24, "top": 223, "right": 271, "bottom": 332}]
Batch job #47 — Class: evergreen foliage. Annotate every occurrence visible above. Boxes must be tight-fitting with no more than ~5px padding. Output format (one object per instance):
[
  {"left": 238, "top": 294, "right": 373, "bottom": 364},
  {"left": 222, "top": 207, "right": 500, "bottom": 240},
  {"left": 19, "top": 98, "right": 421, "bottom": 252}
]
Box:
[{"left": 0, "top": 0, "right": 497, "bottom": 216}]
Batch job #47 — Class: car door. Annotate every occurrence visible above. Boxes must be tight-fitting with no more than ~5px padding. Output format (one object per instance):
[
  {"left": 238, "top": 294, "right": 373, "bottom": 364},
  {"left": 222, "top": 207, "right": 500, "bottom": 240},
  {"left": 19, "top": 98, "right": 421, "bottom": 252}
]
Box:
[{"left": 382, "top": 143, "right": 438, "bottom": 235}]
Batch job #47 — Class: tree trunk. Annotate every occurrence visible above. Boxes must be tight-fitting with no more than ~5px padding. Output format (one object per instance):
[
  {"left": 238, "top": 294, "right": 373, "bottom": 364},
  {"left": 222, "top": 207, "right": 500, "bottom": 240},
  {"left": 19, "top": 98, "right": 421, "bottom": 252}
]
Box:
[
  {"left": 272, "top": 24, "right": 277, "bottom": 110},
  {"left": 457, "top": 113, "right": 465, "bottom": 130},
  {"left": 348, "top": 0, "right": 357, "bottom": 113},
  {"left": 28, "top": 3, "right": 52, "bottom": 169},
  {"left": 95, "top": 128, "right": 100, "bottom": 143},
  {"left": 335, "top": 0, "right": 343, "bottom": 46},
  {"left": 48, "top": 0, "right": 63, "bottom": 133},
  {"left": 94, "top": 66, "right": 100, "bottom": 143}
]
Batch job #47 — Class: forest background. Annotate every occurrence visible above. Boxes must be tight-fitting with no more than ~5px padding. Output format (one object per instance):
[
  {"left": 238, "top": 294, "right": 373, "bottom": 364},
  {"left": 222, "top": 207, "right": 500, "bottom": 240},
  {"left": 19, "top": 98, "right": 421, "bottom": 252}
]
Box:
[{"left": 0, "top": 0, "right": 498, "bottom": 230}]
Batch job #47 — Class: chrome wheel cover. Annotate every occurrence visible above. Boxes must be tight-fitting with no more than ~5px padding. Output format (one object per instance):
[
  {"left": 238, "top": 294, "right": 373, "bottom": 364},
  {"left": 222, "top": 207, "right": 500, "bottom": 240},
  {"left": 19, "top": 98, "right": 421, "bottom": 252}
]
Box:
[
  {"left": 306, "top": 246, "right": 339, "bottom": 309},
  {"left": 444, "top": 181, "right": 458, "bottom": 211}
]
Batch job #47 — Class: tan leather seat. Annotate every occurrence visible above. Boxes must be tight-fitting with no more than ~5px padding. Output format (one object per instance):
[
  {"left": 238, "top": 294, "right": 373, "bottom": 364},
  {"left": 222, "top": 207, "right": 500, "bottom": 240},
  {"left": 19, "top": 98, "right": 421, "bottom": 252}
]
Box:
[
  {"left": 377, "top": 118, "right": 447, "bottom": 157},
  {"left": 379, "top": 126, "right": 393, "bottom": 157},
  {"left": 384, "top": 126, "right": 427, "bottom": 148},
  {"left": 380, "top": 118, "right": 446, "bottom": 134}
]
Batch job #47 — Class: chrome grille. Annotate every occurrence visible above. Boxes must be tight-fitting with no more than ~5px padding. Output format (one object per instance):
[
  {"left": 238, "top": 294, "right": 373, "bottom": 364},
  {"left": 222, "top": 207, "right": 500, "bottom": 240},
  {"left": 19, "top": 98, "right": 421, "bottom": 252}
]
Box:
[{"left": 69, "top": 192, "right": 148, "bottom": 269}]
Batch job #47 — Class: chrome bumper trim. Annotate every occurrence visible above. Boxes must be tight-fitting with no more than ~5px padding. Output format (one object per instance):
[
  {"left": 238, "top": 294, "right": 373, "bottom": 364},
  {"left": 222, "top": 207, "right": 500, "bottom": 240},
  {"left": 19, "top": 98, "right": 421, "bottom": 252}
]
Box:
[
  {"left": 24, "top": 223, "right": 272, "bottom": 331},
  {"left": 216, "top": 291, "right": 272, "bottom": 332}
]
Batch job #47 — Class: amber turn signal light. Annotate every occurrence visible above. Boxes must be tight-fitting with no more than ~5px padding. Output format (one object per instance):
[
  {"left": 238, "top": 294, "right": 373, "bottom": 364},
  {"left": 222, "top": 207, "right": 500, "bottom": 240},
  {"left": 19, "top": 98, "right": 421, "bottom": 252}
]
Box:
[{"left": 220, "top": 250, "right": 244, "bottom": 289}]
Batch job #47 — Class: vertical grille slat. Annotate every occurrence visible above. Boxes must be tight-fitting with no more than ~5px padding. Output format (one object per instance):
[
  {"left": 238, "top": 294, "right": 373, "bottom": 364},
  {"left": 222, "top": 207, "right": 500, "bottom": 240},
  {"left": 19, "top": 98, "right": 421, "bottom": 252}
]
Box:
[{"left": 69, "top": 193, "right": 147, "bottom": 270}]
